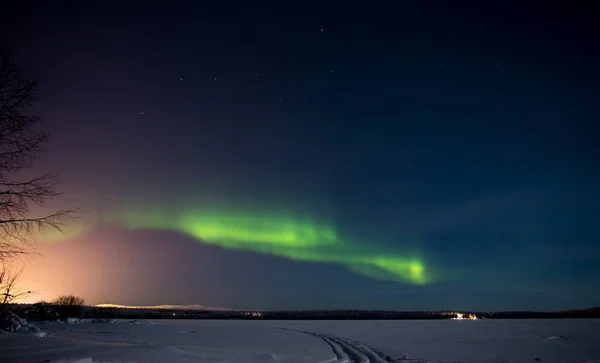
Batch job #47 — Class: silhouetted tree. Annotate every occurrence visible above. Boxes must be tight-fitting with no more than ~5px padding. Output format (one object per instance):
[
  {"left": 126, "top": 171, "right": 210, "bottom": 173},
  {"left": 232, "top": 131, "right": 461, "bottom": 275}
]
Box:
[
  {"left": 52, "top": 294, "right": 85, "bottom": 318},
  {"left": 0, "top": 264, "right": 29, "bottom": 317},
  {"left": 52, "top": 295, "right": 85, "bottom": 306},
  {"left": 0, "top": 48, "right": 76, "bottom": 262}
]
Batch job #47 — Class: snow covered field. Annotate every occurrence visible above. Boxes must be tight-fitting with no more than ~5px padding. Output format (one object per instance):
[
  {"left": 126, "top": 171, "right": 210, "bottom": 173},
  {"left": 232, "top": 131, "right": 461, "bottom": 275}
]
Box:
[{"left": 1, "top": 318, "right": 599, "bottom": 363}]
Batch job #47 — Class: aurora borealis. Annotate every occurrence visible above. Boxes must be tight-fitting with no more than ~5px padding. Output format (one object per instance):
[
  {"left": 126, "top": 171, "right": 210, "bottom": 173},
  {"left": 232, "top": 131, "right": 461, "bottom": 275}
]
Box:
[
  {"left": 34, "top": 197, "right": 431, "bottom": 285},
  {"left": 93, "top": 204, "right": 429, "bottom": 285},
  {"left": 3, "top": 1, "right": 600, "bottom": 310}
]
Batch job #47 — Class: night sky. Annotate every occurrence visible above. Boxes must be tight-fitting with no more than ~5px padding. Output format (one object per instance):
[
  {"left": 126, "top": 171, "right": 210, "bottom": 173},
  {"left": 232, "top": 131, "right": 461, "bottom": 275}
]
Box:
[{"left": 2, "top": 1, "right": 599, "bottom": 311}]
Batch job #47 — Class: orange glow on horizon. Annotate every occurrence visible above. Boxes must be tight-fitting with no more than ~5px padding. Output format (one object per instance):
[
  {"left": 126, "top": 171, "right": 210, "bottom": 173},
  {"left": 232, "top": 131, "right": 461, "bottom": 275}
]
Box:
[{"left": 10, "top": 233, "right": 133, "bottom": 306}]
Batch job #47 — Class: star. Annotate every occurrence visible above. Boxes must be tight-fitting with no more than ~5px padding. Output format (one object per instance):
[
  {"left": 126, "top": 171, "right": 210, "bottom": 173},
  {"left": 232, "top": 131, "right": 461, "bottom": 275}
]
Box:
[
  {"left": 141, "top": 112, "right": 144, "bottom": 115},
  {"left": 320, "top": 28, "right": 324, "bottom": 32},
  {"left": 214, "top": 77, "right": 218, "bottom": 81}
]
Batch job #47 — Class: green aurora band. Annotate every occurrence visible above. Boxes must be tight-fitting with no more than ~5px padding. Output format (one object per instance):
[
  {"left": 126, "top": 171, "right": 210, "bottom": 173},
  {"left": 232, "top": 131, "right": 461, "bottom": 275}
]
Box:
[
  {"left": 103, "top": 205, "right": 431, "bottom": 285},
  {"left": 40, "top": 204, "right": 433, "bottom": 285}
]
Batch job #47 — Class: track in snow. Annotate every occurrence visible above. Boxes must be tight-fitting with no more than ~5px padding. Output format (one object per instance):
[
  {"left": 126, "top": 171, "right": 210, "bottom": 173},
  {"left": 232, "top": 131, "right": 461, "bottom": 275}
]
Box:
[{"left": 282, "top": 328, "right": 392, "bottom": 363}]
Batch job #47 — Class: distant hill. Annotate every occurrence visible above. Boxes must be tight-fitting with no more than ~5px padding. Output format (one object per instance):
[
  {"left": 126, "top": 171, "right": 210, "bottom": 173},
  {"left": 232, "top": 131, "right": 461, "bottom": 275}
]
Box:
[{"left": 94, "top": 303, "right": 233, "bottom": 311}]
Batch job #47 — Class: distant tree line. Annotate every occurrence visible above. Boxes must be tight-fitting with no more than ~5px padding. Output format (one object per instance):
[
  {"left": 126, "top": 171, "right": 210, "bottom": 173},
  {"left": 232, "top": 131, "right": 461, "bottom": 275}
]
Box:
[{"left": 8, "top": 304, "right": 599, "bottom": 322}]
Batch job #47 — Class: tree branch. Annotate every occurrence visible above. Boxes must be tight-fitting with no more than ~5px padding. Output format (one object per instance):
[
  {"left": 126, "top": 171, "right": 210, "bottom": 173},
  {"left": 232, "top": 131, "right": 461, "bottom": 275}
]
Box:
[{"left": 0, "top": 48, "right": 78, "bottom": 263}]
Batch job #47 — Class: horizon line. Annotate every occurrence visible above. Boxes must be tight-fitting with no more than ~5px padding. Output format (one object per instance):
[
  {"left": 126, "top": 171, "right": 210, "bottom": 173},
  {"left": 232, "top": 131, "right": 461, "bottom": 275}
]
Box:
[{"left": 90, "top": 303, "right": 598, "bottom": 314}]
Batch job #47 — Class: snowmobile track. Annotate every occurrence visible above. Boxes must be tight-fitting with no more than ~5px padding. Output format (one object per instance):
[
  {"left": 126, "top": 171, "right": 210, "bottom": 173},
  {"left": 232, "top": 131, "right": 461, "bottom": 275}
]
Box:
[{"left": 281, "top": 328, "right": 390, "bottom": 363}]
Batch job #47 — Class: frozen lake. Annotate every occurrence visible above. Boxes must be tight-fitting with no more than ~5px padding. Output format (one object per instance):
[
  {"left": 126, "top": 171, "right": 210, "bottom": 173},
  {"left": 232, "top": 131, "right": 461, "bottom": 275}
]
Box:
[{"left": 1, "top": 319, "right": 599, "bottom": 363}]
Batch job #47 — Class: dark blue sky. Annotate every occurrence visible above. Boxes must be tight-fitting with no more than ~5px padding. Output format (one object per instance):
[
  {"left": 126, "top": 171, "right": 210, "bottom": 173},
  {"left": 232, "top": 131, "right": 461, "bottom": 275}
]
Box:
[{"left": 3, "top": 1, "right": 599, "bottom": 310}]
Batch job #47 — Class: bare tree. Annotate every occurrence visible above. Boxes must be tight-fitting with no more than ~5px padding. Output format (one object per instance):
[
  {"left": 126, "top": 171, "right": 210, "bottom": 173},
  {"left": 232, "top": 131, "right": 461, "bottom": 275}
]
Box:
[
  {"left": 0, "top": 264, "right": 29, "bottom": 316},
  {"left": 52, "top": 295, "right": 85, "bottom": 307},
  {"left": 0, "top": 48, "right": 76, "bottom": 262}
]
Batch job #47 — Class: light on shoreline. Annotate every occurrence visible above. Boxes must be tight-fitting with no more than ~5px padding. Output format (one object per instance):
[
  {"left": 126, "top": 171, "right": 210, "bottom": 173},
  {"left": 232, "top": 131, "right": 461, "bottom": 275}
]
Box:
[{"left": 452, "top": 313, "right": 478, "bottom": 320}]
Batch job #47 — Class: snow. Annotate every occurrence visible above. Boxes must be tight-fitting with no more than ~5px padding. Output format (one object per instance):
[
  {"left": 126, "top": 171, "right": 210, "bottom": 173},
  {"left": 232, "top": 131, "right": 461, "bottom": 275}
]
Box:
[{"left": 1, "top": 318, "right": 598, "bottom": 363}]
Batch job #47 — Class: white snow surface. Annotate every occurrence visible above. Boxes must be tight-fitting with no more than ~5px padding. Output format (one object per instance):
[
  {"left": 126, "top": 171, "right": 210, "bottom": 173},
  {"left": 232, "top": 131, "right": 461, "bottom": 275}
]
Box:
[{"left": 0, "top": 319, "right": 598, "bottom": 363}]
